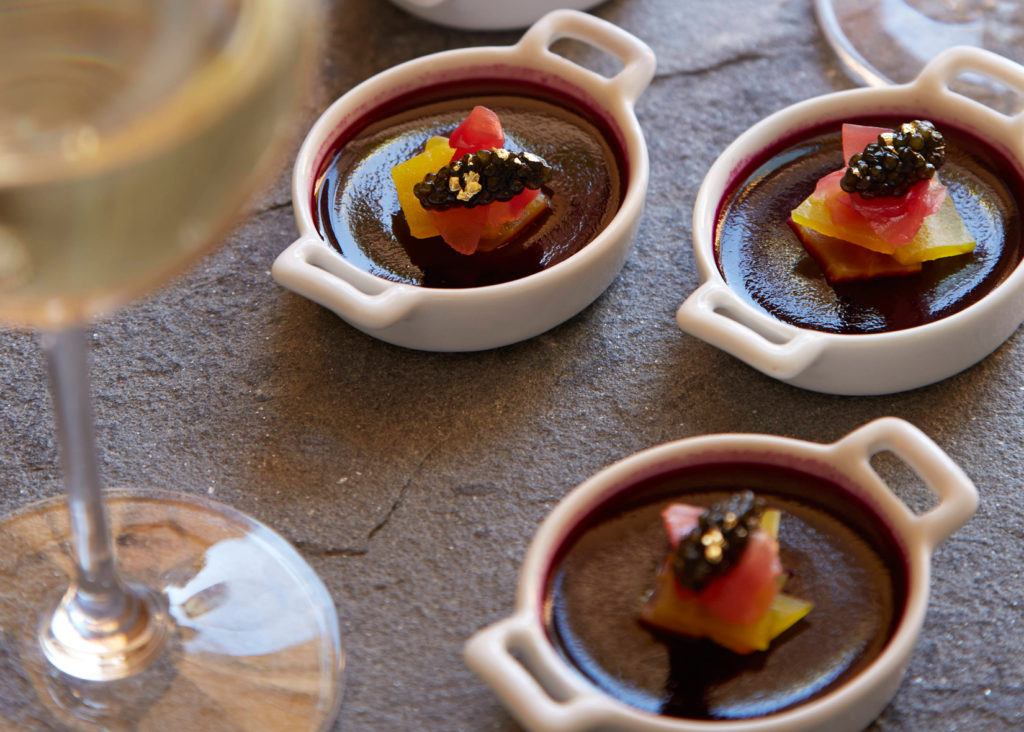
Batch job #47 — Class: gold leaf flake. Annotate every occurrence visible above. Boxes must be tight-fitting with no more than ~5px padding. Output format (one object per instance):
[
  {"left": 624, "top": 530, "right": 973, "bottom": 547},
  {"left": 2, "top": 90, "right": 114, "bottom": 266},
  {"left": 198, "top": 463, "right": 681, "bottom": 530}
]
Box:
[{"left": 456, "top": 170, "right": 482, "bottom": 201}]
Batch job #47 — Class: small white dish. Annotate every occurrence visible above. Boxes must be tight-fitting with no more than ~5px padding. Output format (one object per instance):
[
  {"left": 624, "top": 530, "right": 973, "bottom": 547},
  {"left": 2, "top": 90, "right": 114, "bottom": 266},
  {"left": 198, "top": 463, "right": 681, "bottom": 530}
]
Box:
[
  {"left": 675, "top": 47, "right": 1024, "bottom": 395},
  {"left": 272, "top": 10, "right": 654, "bottom": 352},
  {"left": 465, "top": 417, "right": 977, "bottom": 732},
  {"left": 387, "top": 0, "right": 605, "bottom": 31}
]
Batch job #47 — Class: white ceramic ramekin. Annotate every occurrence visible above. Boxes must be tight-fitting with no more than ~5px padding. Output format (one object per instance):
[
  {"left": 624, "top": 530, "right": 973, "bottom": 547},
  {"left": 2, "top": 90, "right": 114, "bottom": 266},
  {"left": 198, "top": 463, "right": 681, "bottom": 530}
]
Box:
[
  {"left": 465, "top": 417, "right": 977, "bottom": 732},
  {"left": 272, "top": 10, "right": 654, "bottom": 352},
  {"left": 675, "top": 47, "right": 1024, "bottom": 395},
  {"left": 387, "top": 0, "right": 604, "bottom": 31}
]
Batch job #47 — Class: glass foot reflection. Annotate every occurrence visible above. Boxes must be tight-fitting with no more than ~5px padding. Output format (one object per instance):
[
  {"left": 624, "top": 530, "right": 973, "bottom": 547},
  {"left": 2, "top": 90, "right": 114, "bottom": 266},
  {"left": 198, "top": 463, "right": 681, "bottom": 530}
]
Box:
[{"left": 0, "top": 490, "right": 344, "bottom": 731}]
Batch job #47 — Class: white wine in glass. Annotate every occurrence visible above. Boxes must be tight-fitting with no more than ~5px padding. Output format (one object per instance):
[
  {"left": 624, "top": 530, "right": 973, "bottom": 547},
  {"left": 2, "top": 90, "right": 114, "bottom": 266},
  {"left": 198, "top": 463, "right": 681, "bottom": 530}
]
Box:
[
  {"left": 816, "top": 0, "right": 1024, "bottom": 109},
  {"left": 0, "top": 1, "right": 343, "bottom": 729}
]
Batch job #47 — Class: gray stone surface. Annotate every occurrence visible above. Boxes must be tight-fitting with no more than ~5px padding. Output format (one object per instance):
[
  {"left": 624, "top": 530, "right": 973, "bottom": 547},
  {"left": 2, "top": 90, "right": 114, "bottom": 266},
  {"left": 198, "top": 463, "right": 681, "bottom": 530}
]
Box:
[{"left": 1, "top": 0, "right": 1023, "bottom": 730}]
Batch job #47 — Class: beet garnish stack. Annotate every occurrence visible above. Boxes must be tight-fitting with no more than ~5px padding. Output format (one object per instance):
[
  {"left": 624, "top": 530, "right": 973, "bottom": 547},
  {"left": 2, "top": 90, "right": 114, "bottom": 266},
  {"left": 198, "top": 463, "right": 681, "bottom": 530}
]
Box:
[{"left": 789, "top": 120, "right": 975, "bottom": 283}]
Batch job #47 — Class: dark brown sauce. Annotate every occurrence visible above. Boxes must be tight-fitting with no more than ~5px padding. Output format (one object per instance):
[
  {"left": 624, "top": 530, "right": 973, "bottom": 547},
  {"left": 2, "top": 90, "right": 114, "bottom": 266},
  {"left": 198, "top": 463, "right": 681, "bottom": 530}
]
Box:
[
  {"left": 314, "top": 84, "right": 623, "bottom": 288},
  {"left": 715, "top": 119, "right": 1024, "bottom": 333},
  {"left": 544, "top": 462, "right": 908, "bottom": 721}
]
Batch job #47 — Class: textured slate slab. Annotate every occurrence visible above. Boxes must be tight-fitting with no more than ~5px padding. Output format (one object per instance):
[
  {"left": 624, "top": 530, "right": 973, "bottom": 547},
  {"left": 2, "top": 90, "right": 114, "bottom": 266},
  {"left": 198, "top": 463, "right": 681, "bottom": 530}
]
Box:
[{"left": 0, "top": 0, "right": 1021, "bottom": 730}]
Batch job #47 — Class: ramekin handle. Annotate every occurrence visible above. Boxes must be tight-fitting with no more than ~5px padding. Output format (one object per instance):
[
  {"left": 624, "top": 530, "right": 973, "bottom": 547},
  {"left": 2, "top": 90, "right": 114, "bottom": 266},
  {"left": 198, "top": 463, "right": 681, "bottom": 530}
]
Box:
[
  {"left": 675, "top": 281, "right": 827, "bottom": 380},
  {"left": 465, "top": 614, "right": 616, "bottom": 732},
  {"left": 271, "top": 235, "right": 419, "bottom": 330},
  {"left": 833, "top": 417, "right": 978, "bottom": 551},
  {"left": 915, "top": 45, "right": 1024, "bottom": 137},
  {"left": 516, "top": 10, "right": 656, "bottom": 105}
]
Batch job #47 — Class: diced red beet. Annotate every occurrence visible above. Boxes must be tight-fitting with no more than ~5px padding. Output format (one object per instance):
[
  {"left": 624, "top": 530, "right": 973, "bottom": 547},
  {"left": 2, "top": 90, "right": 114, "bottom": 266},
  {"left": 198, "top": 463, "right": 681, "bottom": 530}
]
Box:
[
  {"left": 449, "top": 106, "right": 504, "bottom": 160},
  {"left": 485, "top": 188, "right": 540, "bottom": 227},
  {"left": 428, "top": 206, "right": 489, "bottom": 255}
]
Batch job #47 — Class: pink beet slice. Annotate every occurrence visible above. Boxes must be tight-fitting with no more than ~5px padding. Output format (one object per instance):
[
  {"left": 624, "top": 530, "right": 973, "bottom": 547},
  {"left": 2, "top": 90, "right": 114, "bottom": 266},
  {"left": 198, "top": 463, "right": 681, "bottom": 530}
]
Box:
[
  {"left": 842, "top": 123, "right": 886, "bottom": 164},
  {"left": 661, "top": 503, "right": 706, "bottom": 546},
  {"left": 658, "top": 503, "right": 782, "bottom": 626},
  {"left": 820, "top": 124, "right": 948, "bottom": 247},
  {"left": 697, "top": 530, "right": 782, "bottom": 625}
]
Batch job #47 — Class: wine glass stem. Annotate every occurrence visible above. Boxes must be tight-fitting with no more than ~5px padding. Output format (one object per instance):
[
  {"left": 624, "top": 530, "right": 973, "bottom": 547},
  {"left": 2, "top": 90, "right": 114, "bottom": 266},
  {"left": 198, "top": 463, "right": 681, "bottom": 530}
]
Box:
[
  {"left": 38, "top": 327, "right": 169, "bottom": 681},
  {"left": 42, "top": 327, "right": 129, "bottom": 620}
]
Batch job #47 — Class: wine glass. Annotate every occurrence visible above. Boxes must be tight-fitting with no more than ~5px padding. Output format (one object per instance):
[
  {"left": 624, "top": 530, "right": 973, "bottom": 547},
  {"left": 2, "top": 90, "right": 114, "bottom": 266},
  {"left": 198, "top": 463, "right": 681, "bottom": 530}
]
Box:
[
  {"left": 0, "top": 1, "right": 343, "bottom": 729},
  {"left": 816, "top": 0, "right": 1024, "bottom": 109}
]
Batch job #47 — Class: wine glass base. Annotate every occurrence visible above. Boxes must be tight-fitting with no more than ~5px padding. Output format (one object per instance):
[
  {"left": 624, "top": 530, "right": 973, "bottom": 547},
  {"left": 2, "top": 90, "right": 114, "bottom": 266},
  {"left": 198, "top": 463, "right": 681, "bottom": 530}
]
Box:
[
  {"left": 816, "top": 0, "right": 1024, "bottom": 111},
  {"left": 0, "top": 489, "right": 344, "bottom": 731},
  {"left": 41, "top": 581, "right": 171, "bottom": 682}
]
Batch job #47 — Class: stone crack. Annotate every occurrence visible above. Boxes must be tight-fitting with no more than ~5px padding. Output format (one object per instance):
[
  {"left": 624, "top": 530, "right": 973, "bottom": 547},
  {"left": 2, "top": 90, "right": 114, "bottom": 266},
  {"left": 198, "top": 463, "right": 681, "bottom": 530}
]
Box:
[
  {"left": 291, "top": 541, "right": 367, "bottom": 558},
  {"left": 252, "top": 199, "right": 293, "bottom": 216},
  {"left": 365, "top": 441, "right": 443, "bottom": 543},
  {"left": 652, "top": 51, "right": 771, "bottom": 82}
]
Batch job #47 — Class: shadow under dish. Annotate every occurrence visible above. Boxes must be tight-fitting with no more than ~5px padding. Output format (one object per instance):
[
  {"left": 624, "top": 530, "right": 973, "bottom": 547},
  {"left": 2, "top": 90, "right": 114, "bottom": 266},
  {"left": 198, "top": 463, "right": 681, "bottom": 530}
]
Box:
[
  {"left": 544, "top": 462, "right": 908, "bottom": 721},
  {"left": 715, "top": 120, "right": 1024, "bottom": 334},
  {"left": 314, "top": 82, "right": 624, "bottom": 288}
]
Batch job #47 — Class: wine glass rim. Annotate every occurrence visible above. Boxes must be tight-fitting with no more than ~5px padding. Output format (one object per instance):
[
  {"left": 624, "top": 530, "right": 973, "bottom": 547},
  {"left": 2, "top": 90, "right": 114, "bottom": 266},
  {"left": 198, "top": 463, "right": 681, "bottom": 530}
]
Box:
[{"left": 0, "top": 0, "right": 306, "bottom": 187}]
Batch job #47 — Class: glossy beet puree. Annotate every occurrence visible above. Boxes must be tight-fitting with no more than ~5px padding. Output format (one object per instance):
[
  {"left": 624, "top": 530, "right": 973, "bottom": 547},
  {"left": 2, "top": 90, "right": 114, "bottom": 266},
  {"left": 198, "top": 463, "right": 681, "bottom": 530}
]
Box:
[
  {"left": 315, "top": 86, "right": 622, "bottom": 288},
  {"left": 715, "top": 120, "right": 1024, "bottom": 333},
  {"left": 545, "top": 462, "right": 907, "bottom": 721}
]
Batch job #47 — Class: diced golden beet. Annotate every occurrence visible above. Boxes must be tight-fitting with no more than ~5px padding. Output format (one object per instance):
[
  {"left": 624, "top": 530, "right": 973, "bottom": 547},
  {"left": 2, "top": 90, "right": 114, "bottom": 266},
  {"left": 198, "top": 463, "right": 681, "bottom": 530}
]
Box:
[
  {"left": 424, "top": 135, "right": 451, "bottom": 154},
  {"left": 476, "top": 194, "right": 549, "bottom": 252},
  {"left": 790, "top": 221, "right": 922, "bottom": 282},
  {"left": 791, "top": 194, "right": 976, "bottom": 264},
  {"left": 391, "top": 136, "right": 455, "bottom": 239},
  {"left": 761, "top": 509, "right": 780, "bottom": 539}
]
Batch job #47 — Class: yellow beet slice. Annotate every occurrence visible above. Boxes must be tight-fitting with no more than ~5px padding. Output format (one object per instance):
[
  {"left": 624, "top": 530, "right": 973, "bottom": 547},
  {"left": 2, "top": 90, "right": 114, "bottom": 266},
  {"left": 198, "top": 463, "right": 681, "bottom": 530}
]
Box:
[
  {"left": 792, "top": 223, "right": 922, "bottom": 281},
  {"left": 391, "top": 135, "right": 454, "bottom": 239},
  {"left": 791, "top": 193, "right": 976, "bottom": 264},
  {"left": 760, "top": 508, "right": 781, "bottom": 539},
  {"left": 767, "top": 592, "right": 815, "bottom": 640}
]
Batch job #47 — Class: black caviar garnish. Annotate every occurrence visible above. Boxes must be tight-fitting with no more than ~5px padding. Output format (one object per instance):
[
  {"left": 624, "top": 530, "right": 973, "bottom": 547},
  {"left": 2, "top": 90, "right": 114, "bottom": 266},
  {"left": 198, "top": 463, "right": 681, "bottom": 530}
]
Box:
[
  {"left": 671, "top": 491, "right": 765, "bottom": 593},
  {"left": 413, "top": 148, "right": 552, "bottom": 211},
  {"left": 839, "top": 120, "right": 946, "bottom": 199}
]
